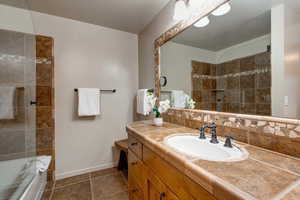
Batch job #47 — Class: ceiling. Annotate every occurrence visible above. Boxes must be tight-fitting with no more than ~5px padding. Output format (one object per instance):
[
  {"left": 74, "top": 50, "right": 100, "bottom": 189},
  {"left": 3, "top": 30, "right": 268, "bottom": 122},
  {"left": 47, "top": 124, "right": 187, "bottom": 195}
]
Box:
[
  {"left": 0, "top": 0, "right": 171, "bottom": 34},
  {"left": 172, "top": 0, "right": 273, "bottom": 51}
]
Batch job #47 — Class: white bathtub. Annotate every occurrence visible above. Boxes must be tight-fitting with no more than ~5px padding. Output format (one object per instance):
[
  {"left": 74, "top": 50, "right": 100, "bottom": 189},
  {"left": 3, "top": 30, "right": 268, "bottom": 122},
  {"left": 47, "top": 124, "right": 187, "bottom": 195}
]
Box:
[{"left": 0, "top": 156, "right": 51, "bottom": 200}]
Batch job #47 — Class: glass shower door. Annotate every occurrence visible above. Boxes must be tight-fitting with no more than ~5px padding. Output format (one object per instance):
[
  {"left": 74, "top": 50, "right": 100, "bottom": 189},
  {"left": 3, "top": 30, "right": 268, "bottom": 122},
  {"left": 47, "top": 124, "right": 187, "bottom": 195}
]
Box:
[{"left": 0, "top": 0, "right": 37, "bottom": 199}]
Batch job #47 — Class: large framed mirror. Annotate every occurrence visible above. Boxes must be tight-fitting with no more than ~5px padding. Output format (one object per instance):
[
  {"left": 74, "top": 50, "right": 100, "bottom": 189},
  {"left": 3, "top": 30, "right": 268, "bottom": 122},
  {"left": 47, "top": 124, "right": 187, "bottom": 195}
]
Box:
[{"left": 156, "top": 0, "right": 300, "bottom": 120}]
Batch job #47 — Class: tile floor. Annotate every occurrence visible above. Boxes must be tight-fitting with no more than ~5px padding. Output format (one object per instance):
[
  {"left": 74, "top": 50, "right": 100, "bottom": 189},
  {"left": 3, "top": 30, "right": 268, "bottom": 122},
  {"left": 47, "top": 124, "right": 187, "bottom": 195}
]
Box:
[{"left": 42, "top": 168, "right": 128, "bottom": 200}]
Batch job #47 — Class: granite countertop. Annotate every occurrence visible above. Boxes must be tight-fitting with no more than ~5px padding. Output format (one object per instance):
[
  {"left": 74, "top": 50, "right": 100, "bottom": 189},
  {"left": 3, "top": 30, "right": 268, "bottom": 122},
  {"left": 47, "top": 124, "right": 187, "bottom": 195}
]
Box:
[{"left": 126, "top": 120, "right": 300, "bottom": 200}]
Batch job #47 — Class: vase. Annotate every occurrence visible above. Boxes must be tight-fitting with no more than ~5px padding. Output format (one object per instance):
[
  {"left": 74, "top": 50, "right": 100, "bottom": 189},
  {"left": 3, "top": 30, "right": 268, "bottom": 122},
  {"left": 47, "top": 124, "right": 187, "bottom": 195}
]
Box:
[{"left": 153, "top": 118, "right": 163, "bottom": 126}]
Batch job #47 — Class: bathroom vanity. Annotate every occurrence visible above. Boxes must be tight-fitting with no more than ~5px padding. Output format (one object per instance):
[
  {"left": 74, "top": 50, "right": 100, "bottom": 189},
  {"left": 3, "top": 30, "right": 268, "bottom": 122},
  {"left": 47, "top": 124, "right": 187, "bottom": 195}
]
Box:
[{"left": 127, "top": 121, "right": 300, "bottom": 200}]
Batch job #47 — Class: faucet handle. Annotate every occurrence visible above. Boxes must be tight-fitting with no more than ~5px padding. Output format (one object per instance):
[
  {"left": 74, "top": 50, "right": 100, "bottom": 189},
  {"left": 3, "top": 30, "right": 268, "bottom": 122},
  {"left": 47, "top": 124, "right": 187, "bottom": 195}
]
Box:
[
  {"left": 224, "top": 136, "right": 235, "bottom": 148},
  {"left": 209, "top": 122, "right": 217, "bottom": 131},
  {"left": 198, "top": 127, "right": 206, "bottom": 139}
]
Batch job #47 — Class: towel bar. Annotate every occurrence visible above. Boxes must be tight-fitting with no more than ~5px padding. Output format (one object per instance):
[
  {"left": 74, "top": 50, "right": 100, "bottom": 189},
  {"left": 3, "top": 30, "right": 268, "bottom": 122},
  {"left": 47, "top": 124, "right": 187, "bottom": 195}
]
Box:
[{"left": 74, "top": 89, "right": 116, "bottom": 93}]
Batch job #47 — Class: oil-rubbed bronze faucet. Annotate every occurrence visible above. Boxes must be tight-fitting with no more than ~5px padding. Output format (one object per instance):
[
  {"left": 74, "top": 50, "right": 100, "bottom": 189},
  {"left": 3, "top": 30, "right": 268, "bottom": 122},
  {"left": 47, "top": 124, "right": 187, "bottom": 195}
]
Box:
[
  {"left": 198, "top": 127, "right": 206, "bottom": 139},
  {"left": 198, "top": 122, "right": 219, "bottom": 144},
  {"left": 224, "top": 136, "right": 235, "bottom": 148}
]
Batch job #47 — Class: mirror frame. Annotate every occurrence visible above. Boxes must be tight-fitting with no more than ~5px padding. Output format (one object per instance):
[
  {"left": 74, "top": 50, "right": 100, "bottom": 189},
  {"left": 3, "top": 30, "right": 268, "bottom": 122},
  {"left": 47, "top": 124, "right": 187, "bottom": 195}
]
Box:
[{"left": 154, "top": 0, "right": 230, "bottom": 101}]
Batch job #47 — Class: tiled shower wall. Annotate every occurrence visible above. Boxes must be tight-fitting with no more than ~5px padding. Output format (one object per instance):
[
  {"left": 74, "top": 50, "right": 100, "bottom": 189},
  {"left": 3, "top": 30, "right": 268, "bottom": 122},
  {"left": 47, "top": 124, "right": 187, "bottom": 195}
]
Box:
[
  {"left": 36, "top": 35, "right": 55, "bottom": 181},
  {"left": 192, "top": 52, "right": 271, "bottom": 115},
  {"left": 192, "top": 61, "right": 217, "bottom": 111}
]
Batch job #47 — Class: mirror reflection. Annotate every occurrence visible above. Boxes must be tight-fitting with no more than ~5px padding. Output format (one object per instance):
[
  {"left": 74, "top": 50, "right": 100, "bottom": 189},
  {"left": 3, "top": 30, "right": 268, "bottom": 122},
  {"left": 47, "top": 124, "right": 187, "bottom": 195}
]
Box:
[{"left": 161, "top": 0, "right": 300, "bottom": 119}]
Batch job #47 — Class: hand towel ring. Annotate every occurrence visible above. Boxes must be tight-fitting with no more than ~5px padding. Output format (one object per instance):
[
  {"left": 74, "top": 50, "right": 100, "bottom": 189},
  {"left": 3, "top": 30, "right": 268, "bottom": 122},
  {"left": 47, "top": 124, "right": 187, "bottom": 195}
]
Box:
[{"left": 160, "top": 76, "right": 167, "bottom": 87}]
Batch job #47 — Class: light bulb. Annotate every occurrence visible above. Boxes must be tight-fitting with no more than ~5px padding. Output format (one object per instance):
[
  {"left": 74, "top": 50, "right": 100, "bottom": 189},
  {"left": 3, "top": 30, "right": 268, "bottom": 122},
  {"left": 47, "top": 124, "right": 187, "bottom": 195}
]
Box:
[
  {"left": 173, "top": 0, "right": 189, "bottom": 21},
  {"left": 212, "top": 3, "right": 231, "bottom": 16},
  {"left": 189, "top": 0, "right": 204, "bottom": 10},
  {"left": 193, "top": 16, "right": 210, "bottom": 28}
]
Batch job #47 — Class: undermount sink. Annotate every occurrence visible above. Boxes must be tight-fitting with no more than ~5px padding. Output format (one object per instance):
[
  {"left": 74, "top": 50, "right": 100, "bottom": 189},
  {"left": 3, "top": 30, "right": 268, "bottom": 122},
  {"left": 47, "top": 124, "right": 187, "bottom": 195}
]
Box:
[{"left": 164, "top": 134, "right": 248, "bottom": 162}]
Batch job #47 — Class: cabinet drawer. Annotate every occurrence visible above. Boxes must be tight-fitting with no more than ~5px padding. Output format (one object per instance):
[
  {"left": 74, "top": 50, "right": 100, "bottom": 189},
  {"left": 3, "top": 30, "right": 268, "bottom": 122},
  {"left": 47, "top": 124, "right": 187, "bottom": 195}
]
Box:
[{"left": 128, "top": 135, "right": 143, "bottom": 159}]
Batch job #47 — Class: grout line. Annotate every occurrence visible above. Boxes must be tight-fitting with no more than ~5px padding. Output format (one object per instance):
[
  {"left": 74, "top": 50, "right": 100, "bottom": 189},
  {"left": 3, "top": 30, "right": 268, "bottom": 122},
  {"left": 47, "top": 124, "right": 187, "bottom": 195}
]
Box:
[
  {"left": 121, "top": 170, "right": 128, "bottom": 185},
  {"left": 272, "top": 179, "right": 300, "bottom": 200},
  {"left": 91, "top": 171, "right": 121, "bottom": 180},
  {"left": 250, "top": 157, "right": 300, "bottom": 177},
  {"left": 50, "top": 168, "right": 120, "bottom": 199},
  {"left": 108, "top": 190, "right": 130, "bottom": 198},
  {"left": 54, "top": 179, "right": 90, "bottom": 190},
  {"left": 48, "top": 181, "right": 55, "bottom": 200},
  {"left": 247, "top": 145, "right": 300, "bottom": 162},
  {"left": 247, "top": 130, "right": 250, "bottom": 144},
  {"left": 90, "top": 171, "right": 128, "bottom": 199},
  {"left": 143, "top": 127, "right": 185, "bottom": 134},
  {"left": 89, "top": 173, "right": 95, "bottom": 200}
]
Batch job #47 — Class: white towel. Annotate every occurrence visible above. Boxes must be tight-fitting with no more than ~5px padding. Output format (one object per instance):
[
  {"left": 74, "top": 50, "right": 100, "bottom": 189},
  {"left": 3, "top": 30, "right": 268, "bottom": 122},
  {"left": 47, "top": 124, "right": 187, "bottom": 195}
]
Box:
[
  {"left": 171, "top": 90, "right": 187, "bottom": 109},
  {"left": 37, "top": 156, "right": 52, "bottom": 173},
  {"left": 0, "top": 86, "right": 16, "bottom": 119},
  {"left": 78, "top": 88, "right": 100, "bottom": 116},
  {"left": 137, "top": 89, "right": 151, "bottom": 115}
]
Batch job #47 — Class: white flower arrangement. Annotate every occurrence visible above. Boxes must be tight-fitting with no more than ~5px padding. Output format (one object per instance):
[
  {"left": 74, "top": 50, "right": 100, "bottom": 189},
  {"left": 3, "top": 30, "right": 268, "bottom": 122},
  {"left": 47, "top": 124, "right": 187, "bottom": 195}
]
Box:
[
  {"left": 186, "top": 95, "right": 196, "bottom": 109},
  {"left": 146, "top": 91, "right": 170, "bottom": 118},
  {"left": 146, "top": 92, "right": 157, "bottom": 115},
  {"left": 158, "top": 99, "right": 171, "bottom": 114}
]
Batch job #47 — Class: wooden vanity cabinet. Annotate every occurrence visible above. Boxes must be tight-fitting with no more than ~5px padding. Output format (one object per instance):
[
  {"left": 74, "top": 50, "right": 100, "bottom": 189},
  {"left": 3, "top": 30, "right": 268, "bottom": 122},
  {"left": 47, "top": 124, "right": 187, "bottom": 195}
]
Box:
[{"left": 128, "top": 134, "right": 215, "bottom": 200}]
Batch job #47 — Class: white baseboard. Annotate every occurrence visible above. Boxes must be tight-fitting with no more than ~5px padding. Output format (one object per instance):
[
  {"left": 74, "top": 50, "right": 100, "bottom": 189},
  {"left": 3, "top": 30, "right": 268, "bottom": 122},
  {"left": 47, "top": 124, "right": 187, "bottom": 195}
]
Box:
[{"left": 56, "top": 162, "right": 116, "bottom": 180}]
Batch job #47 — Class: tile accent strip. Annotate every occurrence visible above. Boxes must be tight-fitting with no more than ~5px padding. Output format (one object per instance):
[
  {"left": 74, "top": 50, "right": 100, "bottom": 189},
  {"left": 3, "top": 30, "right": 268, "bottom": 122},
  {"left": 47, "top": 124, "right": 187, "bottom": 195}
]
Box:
[{"left": 36, "top": 35, "right": 55, "bottom": 181}]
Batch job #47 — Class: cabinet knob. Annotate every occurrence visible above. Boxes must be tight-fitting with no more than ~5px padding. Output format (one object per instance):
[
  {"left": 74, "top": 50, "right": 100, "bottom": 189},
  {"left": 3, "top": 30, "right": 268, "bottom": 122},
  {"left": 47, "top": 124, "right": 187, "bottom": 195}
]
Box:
[
  {"left": 160, "top": 192, "right": 166, "bottom": 200},
  {"left": 30, "top": 101, "right": 37, "bottom": 105},
  {"left": 132, "top": 188, "right": 139, "bottom": 193},
  {"left": 131, "top": 161, "right": 138, "bottom": 166}
]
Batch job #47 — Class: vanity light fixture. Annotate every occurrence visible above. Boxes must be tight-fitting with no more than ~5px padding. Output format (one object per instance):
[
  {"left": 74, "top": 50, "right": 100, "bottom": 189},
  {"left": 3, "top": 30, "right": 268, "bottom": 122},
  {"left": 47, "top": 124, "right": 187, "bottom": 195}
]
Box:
[
  {"left": 193, "top": 16, "right": 210, "bottom": 28},
  {"left": 173, "top": 0, "right": 189, "bottom": 21},
  {"left": 212, "top": 2, "right": 231, "bottom": 16}
]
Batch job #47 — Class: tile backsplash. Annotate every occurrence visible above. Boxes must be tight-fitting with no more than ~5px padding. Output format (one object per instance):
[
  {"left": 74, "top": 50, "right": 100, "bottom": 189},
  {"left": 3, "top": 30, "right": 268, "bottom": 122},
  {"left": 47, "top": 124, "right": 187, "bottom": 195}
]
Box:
[{"left": 163, "top": 109, "right": 300, "bottom": 158}]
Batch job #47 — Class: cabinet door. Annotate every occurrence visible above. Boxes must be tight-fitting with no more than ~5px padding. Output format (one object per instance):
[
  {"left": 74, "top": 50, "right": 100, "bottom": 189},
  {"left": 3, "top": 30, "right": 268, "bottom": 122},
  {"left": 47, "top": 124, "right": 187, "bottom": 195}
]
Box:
[
  {"left": 147, "top": 170, "right": 166, "bottom": 200},
  {"left": 148, "top": 180, "right": 164, "bottom": 200},
  {"left": 146, "top": 170, "right": 179, "bottom": 200},
  {"left": 129, "top": 187, "right": 143, "bottom": 200},
  {"left": 129, "top": 166, "right": 144, "bottom": 200},
  {"left": 166, "top": 189, "right": 180, "bottom": 200}
]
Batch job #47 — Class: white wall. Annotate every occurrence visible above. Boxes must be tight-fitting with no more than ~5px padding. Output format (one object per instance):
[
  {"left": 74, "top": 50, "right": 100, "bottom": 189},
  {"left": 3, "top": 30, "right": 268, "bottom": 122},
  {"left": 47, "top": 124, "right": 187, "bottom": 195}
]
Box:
[
  {"left": 216, "top": 34, "right": 271, "bottom": 63},
  {"left": 271, "top": 3, "right": 300, "bottom": 119},
  {"left": 283, "top": 2, "right": 300, "bottom": 119},
  {"left": 32, "top": 12, "right": 138, "bottom": 179},
  {"left": 271, "top": 4, "right": 286, "bottom": 117},
  {"left": 0, "top": 4, "right": 34, "bottom": 34},
  {"left": 139, "top": 0, "right": 178, "bottom": 89},
  {"left": 161, "top": 42, "right": 215, "bottom": 95},
  {"left": 0, "top": 5, "right": 138, "bottom": 179}
]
